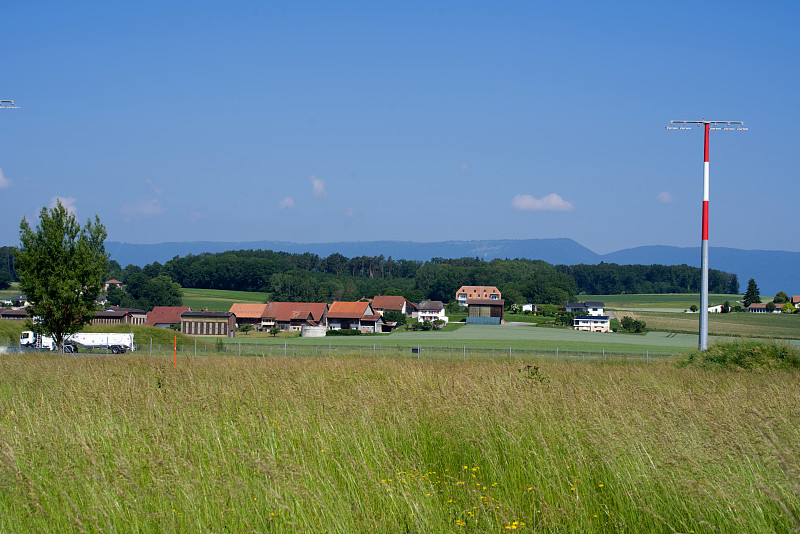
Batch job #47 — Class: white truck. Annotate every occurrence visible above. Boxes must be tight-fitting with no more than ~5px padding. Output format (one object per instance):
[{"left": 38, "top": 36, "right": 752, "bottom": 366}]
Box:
[{"left": 20, "top": 331, "right": 136, "bottom": 354}]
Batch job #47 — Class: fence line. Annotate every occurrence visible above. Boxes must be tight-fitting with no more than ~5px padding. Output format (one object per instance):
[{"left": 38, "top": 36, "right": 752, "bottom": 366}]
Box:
[{"left": 3, "top": 336, "right": 673, "bottom": 362}]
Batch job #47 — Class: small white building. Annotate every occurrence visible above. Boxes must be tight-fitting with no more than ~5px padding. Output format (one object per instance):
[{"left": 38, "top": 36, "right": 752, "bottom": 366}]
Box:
[
  {"left": 565, "top": 302, "right": 605, "bottom": 316},
  {"left": 522, "top": 303, "right": 538, "bottom": 313},
  {"left": 573, "top": 315, "right": 611, "bottom": 333},
  {"left": 417, "top": 301, "right": 448, "bottom": 324}
]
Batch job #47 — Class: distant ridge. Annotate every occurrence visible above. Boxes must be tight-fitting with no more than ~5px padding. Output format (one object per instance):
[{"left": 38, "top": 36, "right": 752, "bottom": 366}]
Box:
[{"left": 105, "top": 239, "right": 798, "bottom": 295}]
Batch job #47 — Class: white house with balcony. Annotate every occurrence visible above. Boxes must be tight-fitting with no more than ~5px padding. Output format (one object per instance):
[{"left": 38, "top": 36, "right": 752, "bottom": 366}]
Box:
[
  {"left": 573, "top": 315, "right": 611, "bottom": 332},
  {"left": 417, "top": 301, "right": 448, "bottom": 324},
  {"left": 565, "top": 301, "right": 605, "bottom": 316}
]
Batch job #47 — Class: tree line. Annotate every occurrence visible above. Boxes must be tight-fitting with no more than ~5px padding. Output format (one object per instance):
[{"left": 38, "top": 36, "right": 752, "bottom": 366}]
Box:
[
  {"left": 556, "top": 263, "right": 739, "bottom": 295},
  {"left": 99, "top": 250, "right": 738, "bottom": 305}
]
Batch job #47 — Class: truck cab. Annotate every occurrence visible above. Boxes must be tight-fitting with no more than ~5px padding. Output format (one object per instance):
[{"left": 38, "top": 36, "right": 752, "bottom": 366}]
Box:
[{"left": 19, "top": 331, "right": 56, "bottom": 351}]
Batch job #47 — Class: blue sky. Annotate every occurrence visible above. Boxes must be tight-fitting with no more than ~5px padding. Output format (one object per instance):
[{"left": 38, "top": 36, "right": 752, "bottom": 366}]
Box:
[{"left": 1, "top": 0, "right": 798, "bottom": 255}]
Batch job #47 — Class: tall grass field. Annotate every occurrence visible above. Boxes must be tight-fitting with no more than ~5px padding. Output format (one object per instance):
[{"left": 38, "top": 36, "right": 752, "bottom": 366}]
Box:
[{"left": 1, "top": 353, "right": 799, "bottom": 532}]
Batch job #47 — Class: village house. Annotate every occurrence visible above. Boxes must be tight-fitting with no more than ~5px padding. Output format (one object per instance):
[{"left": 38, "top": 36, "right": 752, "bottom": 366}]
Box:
[
  {"left": 229, "top": 303, "right": 270, "bottom": 331},
  {"left": 104, "top": 279, "right": 123, "bottom": 291},
  {"left": 327, "top": 301, "right": 379, "bottom": 332},
  {"left": 1, "top": 295, "right": 28, "bottom": 307},
  {"left": 417, "top": 301, "right": 448, "bottom": 324},
  {"left": 564, "top": 302, "right": 605, "bottom": 316},
  {"left": 573, "top": 315, "right": 611, "bottom": 332},
  {"left": 370, "top": 295, "right": 418, "bottom": 318},
  {"left": 262, "top": 302, "right": 329, "bottom": 331},
  {"left": 456, "top": 286, "right": 501, "bottom": 306},
  {"left": 748, "top": 303, "right": 785, "bottom": 314}
]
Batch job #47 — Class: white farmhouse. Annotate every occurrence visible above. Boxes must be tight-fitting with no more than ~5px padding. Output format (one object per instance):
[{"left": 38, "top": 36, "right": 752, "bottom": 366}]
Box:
[
  {"left": 417, "top": 301, "right": 448, "bottom": 324},
  {"left": 573, "top": 315, "right": 611, "bottom": 332}
]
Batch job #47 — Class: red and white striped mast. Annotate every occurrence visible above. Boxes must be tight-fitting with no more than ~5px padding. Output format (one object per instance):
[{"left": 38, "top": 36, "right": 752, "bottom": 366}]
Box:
[{"left": 666, "top": 119, "right": 747, "bottom": 350}]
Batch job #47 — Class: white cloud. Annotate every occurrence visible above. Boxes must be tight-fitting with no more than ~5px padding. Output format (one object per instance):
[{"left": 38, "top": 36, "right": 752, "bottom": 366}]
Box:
[
  {"left": 121, "top": 198, "right": 165, "bottom": 220},
  {"left": 345, "top": 207, "right": 355, "bottom": 218},
  {"left": 310, "top": 175, "right": 327, "bottom": 197},
  {"left": 0, "top": 168, "right": 11, "bottom": 189},
  {"left": 511, "top": 193, "right": 575, "bottom": 212},
  {"left": 657, "top": 191, "right": 674, "bottom": 204},
  {"left": 50, "top": 196, "right": 77, "bottom": 215},
  {"left": 459, "top": 163, "right": 469, "bottom": 172},
  {"left": 146, "top": 179, "right": 164, "bottom": 195},
  {"left": 278, "top": 196, "right": 295, "bottom": 210}
]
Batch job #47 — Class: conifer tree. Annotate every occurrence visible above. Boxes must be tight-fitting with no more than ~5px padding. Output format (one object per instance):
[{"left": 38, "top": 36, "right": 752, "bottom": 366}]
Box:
[{"left": 743, "top": 278, "right": 761, "bottom": 308}]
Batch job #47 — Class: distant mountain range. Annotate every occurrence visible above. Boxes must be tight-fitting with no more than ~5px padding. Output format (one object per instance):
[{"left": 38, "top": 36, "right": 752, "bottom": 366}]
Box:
[{"left": 105, "top": 238, "right": 798, "bottom": 296}]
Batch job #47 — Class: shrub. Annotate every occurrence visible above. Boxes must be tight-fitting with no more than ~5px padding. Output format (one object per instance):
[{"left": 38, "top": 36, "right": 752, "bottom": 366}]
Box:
[
  {"left": 326, "top": 328, "right": 361, "bottom": 336},
  {"left": 680, "top": 341, "right": 800, "bottom": 370}
]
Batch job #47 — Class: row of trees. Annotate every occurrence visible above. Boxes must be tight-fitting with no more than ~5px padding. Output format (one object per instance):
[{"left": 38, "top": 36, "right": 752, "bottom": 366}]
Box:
[
  {"left": 100, "top": 250, "right": 740, "bottom": 307},
  {"left": 556, "top": 263, "right": 738, "bottom": 295}
]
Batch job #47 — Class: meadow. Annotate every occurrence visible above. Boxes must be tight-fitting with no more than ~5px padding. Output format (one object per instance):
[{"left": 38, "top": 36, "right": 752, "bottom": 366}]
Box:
[
  {"left": 580, "top": 294, "right": 742, "bottom": 312},
  {"left": 181, "top": 287, "right": 269, "bottom": 312},
  {"left": 1, "top": 353, "right": 799, "bottom": 533},
  {"left": 623, "top": 310, "right": 800, "bottom": 340}
]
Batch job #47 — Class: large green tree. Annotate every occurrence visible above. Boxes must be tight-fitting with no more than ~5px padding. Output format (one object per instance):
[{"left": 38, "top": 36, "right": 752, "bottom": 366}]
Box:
[
  {"left": 14, "top": 201, "right": 108, "bottom": 354},
  {"left": 773, "top": 291, "right": 790, "bottom": 304},
  {"left": 743, "top": 278, "right": 761, "bottom": 308}
]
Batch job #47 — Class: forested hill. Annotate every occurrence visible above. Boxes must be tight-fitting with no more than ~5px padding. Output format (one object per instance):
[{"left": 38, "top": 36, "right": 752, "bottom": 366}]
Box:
[{"left": 101, "top": 251, "right": 738, "bottom": 305}]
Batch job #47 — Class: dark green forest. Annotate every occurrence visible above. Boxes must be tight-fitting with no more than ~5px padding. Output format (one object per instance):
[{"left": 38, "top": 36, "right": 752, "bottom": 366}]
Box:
[
  {"left": 106, "top": 250, "right": 737, "bottom": 305},
  {"left": 2, "top": 246, "right": 739, "bottom": 304}
]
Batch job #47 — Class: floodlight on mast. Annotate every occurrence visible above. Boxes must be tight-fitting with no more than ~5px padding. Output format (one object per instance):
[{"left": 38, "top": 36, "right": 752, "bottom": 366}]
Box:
[{"left": 666, "top": 119, "right": 747, "bottom": 351}]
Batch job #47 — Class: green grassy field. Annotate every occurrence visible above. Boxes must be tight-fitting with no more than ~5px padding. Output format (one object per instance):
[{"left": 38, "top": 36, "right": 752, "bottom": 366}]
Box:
[
  {"left": 1, "top": 354, "right": 799, "bottom": 533},
  {"left": 0, "top": 282, "right": 21, "bottom": 301},
  {"left": 225, "top": 325, "right": 697, "bottom": 354},
  {"left": 581, "top": 293, "right": 742, "bottom": 310},
  {"left": 623, "top": 310, "right": 800, "bottom": 340},
  {"left": 181, "top": 287, "right": 269, "bottom": 312}
]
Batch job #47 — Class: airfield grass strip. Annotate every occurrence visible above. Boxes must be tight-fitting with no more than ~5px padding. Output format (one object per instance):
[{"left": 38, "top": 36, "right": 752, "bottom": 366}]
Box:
[
  {"left": 1, "top": 354, "right": 799, "bottom": 533},
  {"left": 624, "top": 310, "right": 800, "bottom": 340}
]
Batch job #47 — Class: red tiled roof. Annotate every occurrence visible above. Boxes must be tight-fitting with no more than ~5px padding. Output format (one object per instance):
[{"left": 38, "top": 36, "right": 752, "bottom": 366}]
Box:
[
  {"left": 290, "top": 310, "right": 312, "bottom": 321},
  {"left": 229, "top": 303, "right": 269, "bottom": 319},
  {"left": 792, "top": 296, "right": 800, "bottom": 305},
  {"left": 147, "top": 306, "right": 191, "bottom": 325},
  {"left": 371, "top": 295, "right": 410, "bottom": 311},
  {"left": 361, "top": 314, "right": 382, "bottom": 322},
  {"left": 327, "top": 301, "right": 371, "bottom": 319},
  {"left": 264, "top": 302, "right": 328, "bottom": 323}
]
